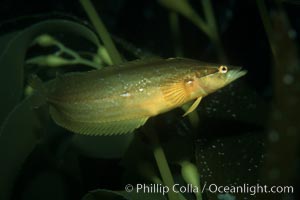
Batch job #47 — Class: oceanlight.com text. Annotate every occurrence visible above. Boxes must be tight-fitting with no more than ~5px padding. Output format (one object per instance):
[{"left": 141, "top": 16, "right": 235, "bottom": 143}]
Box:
[
  {"left": 124, "top": 183, "right": 294, "bottom": 196},
  {"left": 204, "top": 183, "right": 294, "bottom": 196}
]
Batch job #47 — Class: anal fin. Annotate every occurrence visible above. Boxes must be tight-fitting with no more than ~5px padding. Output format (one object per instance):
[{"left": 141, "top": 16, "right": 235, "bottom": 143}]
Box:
[{"left": 50, "top": 106, "right": 148, "bottom": 136}]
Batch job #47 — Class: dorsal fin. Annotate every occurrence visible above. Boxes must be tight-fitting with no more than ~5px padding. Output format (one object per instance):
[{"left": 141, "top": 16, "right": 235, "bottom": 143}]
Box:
[
  {"left": 52, "top": 57, "right": 165, "bottom": 86},
  {"left": 114, "top": 58, "right": 164, "bottom": 69}
]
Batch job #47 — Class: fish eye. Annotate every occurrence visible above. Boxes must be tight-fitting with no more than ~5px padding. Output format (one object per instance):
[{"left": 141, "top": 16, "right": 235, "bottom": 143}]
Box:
[{"left": 218, "top": 65, "right": 228, "bottom": 73}]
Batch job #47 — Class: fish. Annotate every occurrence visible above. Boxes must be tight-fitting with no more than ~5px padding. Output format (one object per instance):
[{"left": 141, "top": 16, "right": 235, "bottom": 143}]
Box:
[{"left": 30, "top": 57, "right": 247, "bottom": 136}]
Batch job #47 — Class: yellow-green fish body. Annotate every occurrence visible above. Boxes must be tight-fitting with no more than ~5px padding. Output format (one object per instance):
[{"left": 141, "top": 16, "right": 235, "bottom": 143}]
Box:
[{"left": 37, "top": 58, "right": 246, "bottom": 135}]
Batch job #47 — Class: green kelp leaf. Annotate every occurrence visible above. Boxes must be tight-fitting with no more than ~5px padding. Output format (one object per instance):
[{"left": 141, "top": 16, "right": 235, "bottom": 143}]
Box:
[
  {"left": 0, "top": 96, "right": 41, "bottom": 200},
  {"left": 82, "top": 188, "right": 167, "bottom": 200},
  {"left": 0, "top": 19, "right": 100, "bottom": 125},
  {"left": 80, "top": 0, "right": 123, "bottom": 64},
  {"left": 0, "top": 32, "right": 18, "bottom": 56}
]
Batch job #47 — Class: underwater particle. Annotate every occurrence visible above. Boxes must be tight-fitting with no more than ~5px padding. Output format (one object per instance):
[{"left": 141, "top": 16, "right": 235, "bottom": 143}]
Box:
[
  {"left": 211, "top": 145, "right": 216, "bottom": 149},
  {"left": 212, "top": 99, "right": 220, "bottom": 104},
  {"left": 231, "top": 113, "right": 237, "bottom": 118},
  {"left": 139, "top": 88, "right": 144, "bottom": 92},
  {"left": 217, "top": 193, "right": 236, "bottom": 200},
  {"left": 288, "top": 29, "right": 297, "bottom": 39},
  {"left": 247, "top": 103, "right": 256, "bottom": 109},
  {"left": 120, "top": 92, "right": 131, "bottom": 97},
  {"left": 283, "top": 74, "right": 294, "bottom": 85},
  {"left": 269, "top": 168, "right": 280, "bottom": 180},
  {"left": 82, "top": 20, "right": 89, "bottom": 25},
  {"left": 185, "top": 79, "right": 193, "bottom": 85},
  {"left": 268, "top": 130, "right": 280, "bottom": 142},
  {"left": 249, "top": 158, "right": 254, "bottom": 163},
  {"left": 206, "top": 107, "right": 212, "bottom": 110}
]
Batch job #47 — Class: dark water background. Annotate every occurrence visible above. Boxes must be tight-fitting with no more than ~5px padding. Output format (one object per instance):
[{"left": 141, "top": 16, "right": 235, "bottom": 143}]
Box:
[{"left": 0, "top": 0, "right": 299, "bottom": 200}]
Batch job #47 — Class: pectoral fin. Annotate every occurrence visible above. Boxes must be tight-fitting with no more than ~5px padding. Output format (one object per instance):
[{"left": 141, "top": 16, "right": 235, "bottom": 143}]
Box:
[
  {"left": 161, "top": 78, "right": 188, "bottom": 107},
  {"left": 182, "top": 96, "right": 202, "bottom": 117}
]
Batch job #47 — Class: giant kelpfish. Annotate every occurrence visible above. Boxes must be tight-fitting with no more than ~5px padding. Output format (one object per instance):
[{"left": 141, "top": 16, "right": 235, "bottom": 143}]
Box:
[{"left": 29, "top": 58, "right": 247, "bottom": 136}]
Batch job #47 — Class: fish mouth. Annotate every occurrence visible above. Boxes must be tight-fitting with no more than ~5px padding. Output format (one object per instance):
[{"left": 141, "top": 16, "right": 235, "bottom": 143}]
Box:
[
  {"left": 227, "top": 67, "right": 247, "bottom": 82},
  {"left": 235, "top": 68, "right": 248, "bottom": 77}
]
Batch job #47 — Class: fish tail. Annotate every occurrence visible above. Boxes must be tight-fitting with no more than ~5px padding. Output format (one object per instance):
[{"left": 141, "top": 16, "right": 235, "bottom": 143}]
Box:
[{"left": 28, "top": 74, "right": 47, "bottom": 108}]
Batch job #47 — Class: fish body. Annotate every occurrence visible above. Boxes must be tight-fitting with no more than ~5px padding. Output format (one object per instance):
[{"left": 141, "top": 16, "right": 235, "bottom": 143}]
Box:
[{"left": 36, "top": 58, "right": 246, "bottom": 135}]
